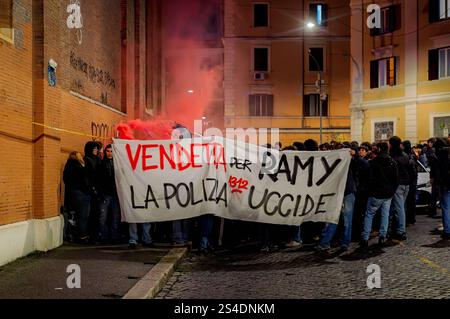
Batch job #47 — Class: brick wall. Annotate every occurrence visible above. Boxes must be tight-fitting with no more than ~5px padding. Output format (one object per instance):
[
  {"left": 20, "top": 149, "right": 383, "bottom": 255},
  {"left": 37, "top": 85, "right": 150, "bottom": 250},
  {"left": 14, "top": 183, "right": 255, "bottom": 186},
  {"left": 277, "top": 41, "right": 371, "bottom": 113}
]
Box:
[{"left": 0, "top": 0, "right": 163, "bottom": 226}]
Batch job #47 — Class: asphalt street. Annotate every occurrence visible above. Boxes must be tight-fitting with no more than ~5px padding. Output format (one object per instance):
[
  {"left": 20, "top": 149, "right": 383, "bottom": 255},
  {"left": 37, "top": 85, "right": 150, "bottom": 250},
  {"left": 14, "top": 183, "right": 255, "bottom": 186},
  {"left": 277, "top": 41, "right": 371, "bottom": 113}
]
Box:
[{"left": 158, "top": 215, "right": 450, "bottom": 299}]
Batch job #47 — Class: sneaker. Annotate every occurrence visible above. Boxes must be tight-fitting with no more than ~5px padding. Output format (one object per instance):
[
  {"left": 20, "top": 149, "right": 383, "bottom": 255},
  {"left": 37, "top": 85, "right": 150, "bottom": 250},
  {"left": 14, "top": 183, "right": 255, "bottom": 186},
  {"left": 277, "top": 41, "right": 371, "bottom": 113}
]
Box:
[
  {"left": 285, "top": 241, "right": 302, "bottom": 248},
  {"left": 396, "top": 233, "right": 407, "bottom": 241},
  {"left": 128, "top": 243, "right": 137, "bottom": 250},
  {"left": 340, "top": 245, "right": 349, "bottom": 252}
]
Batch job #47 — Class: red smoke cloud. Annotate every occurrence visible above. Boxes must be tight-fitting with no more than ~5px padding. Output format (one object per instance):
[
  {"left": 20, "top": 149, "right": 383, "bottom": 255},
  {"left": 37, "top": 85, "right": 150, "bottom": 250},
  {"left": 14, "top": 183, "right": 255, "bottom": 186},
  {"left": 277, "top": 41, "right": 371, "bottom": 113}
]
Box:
[
  {"left": 115, "top": 0, "right": 222, "bottom": 141},
  {"left": 162, "top": 0, "right": 222, "bottom": 131},
  {"left": 115, "top": 119, "right": 175, "bottom": 140}
]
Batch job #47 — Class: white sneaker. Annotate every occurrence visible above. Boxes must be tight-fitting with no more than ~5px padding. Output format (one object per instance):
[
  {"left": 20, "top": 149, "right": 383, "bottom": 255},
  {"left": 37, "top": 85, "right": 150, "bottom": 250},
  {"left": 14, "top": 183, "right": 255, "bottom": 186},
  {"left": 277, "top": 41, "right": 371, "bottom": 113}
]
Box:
[{"left": 285, "top": 241, "right": 302, "bottom": 248}]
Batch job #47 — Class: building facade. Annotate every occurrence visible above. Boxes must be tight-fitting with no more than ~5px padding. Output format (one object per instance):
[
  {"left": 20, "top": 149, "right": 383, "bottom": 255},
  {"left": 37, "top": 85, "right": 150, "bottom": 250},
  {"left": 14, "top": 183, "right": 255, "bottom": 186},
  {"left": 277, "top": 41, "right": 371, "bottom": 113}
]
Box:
[
  {"left": 351, "top": 0, "right": 450, "bottom": 144},
  {"left": 224, "top": 0, "right": 352, "bottom": 146},
  {"left": 0, "top": 0, "right": 163, "bottom": 266}
]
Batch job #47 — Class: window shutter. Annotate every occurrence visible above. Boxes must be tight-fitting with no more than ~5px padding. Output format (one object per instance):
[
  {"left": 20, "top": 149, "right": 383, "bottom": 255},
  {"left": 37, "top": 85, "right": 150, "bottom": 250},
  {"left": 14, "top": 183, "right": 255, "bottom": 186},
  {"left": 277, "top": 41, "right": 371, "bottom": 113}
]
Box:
[
  {"left": 309, "top": 4, "right": 317, "bottom": 23},
  {"left": 391, "top": 4, "right": 401, "bottom": 32},
  {"left": 0, "top": 0, "right": 12, "bottom": 28},
  {"left": 370, "top": 60, "right": 379, "bottom": 89},
  {"left": 268, "top": 95, "right": 274, "bottom": 116},
  {"left": 429, "top": 0, "right": 440, "bottom": 23},
  {"left": 429, "top": 49, "right": 439, "bottom": 80},
  {"left": 249, "top": 95, "right": 256, "bottom": 116},
  {"left": 303, "top": 95, "right": 310, "bottom": 116},
  {"left": 322, "top": 5, "right": 328, "bottom": 26},
  {"left": 388, "top": 57, "right": 397, "bottom": 86},
  {"left": 322, "top": 97, "right": 329, "bottom": 117}
]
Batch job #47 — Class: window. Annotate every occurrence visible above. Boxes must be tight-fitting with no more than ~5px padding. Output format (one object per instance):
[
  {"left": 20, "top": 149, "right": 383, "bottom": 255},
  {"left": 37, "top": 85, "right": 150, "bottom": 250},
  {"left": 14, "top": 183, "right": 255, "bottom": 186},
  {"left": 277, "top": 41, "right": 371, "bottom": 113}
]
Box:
[
  {"left": 370, "top": 57, "right": 397, "bottom": 88},
  {"left": 433, "top": 116, "right": 450, "bottom": 137},
  {"left": 429, "top": 47, "right": 450, "bottom": 80},
  {"left": 308, "top": 48, "right": 324, "bottom": 71},
  {"left": 254, "top": 48, "right": 269, "bottom": 72},
  {"left": 430, "top": 0, "right": 450, "bottom": 22},
  {"left": 249, "top": 94, "right": 274, "bottom": 116},
  {"left": 253, "top": 3, "right": 269, "bottom": 27},
  {"left": 309, "top": 3, "right": 328, "bottom": 27},
  {"left": 303, "top": 94, "right": 328, "bottom": 117},
  {"left": 0, "top": 0, "right": 13, "bottom": 43},
  {"left": 370, "top": 5, "right": 401, "bottom": 36}
]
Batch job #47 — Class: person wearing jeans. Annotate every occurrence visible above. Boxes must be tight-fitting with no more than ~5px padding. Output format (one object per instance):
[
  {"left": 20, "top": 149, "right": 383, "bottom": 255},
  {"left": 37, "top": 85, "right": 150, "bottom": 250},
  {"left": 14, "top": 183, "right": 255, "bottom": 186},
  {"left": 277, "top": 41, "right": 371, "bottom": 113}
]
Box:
[
  {"left": 441, "top": 190, "right": 450, "bottom": 237},
  {"left": 63, "top": 151, "right": 92, "bottom": 244},
  {"left": 71, "top": 190, "right": 91, "bottom": 241},
  {"left": 97, "top": 145, "right": 121, "bottom": 242},
  {"left": 319, "top": 193, "right": 356, "bottom": 251},
  {"left": 390, "top": 184, "right": 409, "bottom": 238},
  {"left": 199, "top": 214, "right": 214, "bottom": 253},
  {"left": 360, "top": 142, "right": 399, "bottom": 250},
  {"left": 173, "top": 219, "right": 189, "bottom": 245},
  {"left": 129, "top": 223, "right": 152, "bottom": 248},
  {"left": 389, "top": 136, "right": 414, "bottom": 241},
  {"left": 433, "top": 138, "right": 450, "bottom": 240},
  {"left": 98, "top": 195, "right": 121, "bottom": 241},
  {"left": 318, "top": 150, "right": 359, "bottom": 251},
  {"left": 361, "top": 197, "right": 393, "bottom": 242}
]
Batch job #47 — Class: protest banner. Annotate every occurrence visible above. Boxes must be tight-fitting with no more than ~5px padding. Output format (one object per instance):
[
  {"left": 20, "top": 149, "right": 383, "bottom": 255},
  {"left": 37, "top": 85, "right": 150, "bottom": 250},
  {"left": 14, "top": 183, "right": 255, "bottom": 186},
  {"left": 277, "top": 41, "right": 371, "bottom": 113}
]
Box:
[{"left": 112, "top": 137, "right": 351, "bottom": 226}]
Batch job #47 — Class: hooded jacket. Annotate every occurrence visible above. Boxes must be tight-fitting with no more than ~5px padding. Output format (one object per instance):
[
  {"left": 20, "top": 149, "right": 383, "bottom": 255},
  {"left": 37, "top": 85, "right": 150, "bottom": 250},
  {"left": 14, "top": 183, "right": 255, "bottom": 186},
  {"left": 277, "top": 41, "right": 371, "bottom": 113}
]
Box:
[
  {"left": 63, "top": 159, "right": 90, "bottom": 195},
  {"left": 84, "top": 141, "right": 102, "bottom": 194},
  {"left": 368, "top": 152, "right": 399, "bottom": 199}
]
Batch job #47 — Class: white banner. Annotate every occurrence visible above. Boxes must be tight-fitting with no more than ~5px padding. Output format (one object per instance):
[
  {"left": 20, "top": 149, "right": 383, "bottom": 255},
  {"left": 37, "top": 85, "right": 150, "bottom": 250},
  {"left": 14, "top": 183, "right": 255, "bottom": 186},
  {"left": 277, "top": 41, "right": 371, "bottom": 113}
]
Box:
[{"left": 112, "top": 137, "right": 351, "bottom": 226}]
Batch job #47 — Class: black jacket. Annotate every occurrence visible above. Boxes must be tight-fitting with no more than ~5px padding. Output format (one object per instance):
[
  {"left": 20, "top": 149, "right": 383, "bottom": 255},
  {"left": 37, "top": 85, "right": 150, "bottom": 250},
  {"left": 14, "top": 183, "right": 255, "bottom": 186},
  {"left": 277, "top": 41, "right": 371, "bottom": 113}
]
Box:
[
  {"left": 97, "top": 158, "right": 117, "bottom": 197},
  {"left": 435, "top": 147, "right": 450, "bottom": 190},
  {"left": 391, "top": 151, "right": 413, "bottom": 186},
  {"left": 354, "top": 156, "right": 370, "bottom": 195},
  {"left": 368, "top": 153, "right": 399, "bottom": 199},
  {"left": 63, "top": 159, "right": 90, "bottom": 195}
]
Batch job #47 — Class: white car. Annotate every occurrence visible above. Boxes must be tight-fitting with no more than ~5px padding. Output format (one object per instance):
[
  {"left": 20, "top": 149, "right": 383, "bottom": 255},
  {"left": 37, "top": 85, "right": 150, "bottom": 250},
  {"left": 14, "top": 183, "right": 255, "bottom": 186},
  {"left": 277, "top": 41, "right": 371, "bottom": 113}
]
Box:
[{"left": 416, "top": 161, "right": 434, "bottom": 210}]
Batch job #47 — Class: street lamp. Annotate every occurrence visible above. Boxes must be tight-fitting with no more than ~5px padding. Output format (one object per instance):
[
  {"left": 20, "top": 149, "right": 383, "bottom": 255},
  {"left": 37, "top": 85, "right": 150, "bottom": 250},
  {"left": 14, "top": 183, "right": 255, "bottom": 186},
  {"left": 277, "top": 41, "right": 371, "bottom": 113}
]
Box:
[{"left": 308, "top": 49, "right": 326, "bottom": 144}]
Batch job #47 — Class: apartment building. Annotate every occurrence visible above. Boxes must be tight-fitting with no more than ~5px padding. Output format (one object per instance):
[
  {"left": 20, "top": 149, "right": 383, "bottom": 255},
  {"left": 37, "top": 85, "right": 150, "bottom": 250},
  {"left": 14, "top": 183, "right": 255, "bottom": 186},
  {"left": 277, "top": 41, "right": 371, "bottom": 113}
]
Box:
[
  {"left": 224, "top": 0, "right": 352, "bottom": 146},
  {"left": 351, "top": 0, "right": 450, "bottom": 143}
]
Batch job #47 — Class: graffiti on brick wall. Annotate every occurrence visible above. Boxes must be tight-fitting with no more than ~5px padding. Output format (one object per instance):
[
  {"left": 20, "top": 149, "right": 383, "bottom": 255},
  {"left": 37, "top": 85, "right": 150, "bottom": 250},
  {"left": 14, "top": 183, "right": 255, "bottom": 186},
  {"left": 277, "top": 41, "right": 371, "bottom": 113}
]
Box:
[
  {"left": 70, "top": 51, "right": 116, "bottom": 89},
  {"left": 91, "top": 121, "right": 118, "bottom": 141}
]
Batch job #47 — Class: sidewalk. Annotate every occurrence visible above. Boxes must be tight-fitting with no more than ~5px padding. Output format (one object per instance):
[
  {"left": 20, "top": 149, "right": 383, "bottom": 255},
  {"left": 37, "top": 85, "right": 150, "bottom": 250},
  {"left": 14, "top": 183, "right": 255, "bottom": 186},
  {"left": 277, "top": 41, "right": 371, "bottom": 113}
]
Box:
[{"left": 0, "top": 243, "right": 182, "bottom": 299}]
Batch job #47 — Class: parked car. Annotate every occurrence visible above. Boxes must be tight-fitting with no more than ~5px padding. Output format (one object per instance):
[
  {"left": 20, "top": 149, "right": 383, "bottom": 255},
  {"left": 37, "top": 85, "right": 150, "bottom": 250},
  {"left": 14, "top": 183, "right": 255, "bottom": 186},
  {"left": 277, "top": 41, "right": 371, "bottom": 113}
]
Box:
[{"left": 415, "top": 161, "right": 440, "bottom": 211}]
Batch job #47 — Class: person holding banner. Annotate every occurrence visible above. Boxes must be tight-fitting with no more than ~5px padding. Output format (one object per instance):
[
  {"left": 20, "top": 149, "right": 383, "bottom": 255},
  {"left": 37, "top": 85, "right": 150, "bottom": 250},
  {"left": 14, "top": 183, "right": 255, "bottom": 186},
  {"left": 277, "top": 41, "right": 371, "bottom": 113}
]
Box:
[{"left": 317, "top": 148, "right": 358, "bottom": 252}]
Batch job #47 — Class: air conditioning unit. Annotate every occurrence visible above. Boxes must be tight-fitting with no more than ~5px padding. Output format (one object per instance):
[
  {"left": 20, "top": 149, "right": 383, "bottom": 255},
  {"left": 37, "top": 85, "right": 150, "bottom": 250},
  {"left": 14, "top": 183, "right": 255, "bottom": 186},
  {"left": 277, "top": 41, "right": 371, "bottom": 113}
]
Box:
[{"left": 254, "top": 72, "right": 267, "bottom": 81}]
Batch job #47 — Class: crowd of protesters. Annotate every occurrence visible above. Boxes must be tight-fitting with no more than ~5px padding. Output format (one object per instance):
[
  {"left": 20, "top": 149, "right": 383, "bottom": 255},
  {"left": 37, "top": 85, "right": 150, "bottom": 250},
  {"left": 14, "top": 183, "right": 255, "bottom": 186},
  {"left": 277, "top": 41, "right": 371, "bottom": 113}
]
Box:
[{"left": 62, "top": 135, "right": 450, "bottom": 254}]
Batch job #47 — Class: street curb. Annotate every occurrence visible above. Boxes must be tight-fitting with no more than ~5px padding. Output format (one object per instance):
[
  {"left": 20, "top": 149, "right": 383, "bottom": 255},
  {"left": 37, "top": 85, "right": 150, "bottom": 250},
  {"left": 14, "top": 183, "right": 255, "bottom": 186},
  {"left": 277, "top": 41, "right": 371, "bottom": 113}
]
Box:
[{"left": 123, "top": 247, "right": 188, "bottom": 299}]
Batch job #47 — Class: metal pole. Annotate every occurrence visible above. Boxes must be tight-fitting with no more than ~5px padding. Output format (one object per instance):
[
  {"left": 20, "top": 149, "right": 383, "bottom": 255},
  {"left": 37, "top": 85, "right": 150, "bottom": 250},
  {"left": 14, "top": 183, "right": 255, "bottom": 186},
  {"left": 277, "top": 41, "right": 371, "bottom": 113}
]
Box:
[
  {"left": 309, "top": 50, "right": 324, "bottom": 144},
  {"left": 319, "top": 71, "right": 323, "bottom": 144}
]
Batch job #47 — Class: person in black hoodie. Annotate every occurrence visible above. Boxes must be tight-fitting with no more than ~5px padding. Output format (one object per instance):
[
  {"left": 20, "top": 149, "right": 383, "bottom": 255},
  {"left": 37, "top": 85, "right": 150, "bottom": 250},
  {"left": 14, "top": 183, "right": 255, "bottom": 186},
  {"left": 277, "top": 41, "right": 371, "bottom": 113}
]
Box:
[
  {"left": 63, "top": 151, "right": 91, "bottom": 243},
  {"left": 360, "top": 142, "right": 399, "bottom": 249},
  {"left": 389, "top": 136, "right": 414, "bottom": 241},
  {"left": 97, "top": 145, "right": 121, "bottom": 243},
  {"left": 84, "top": 140, "right": 102, "bottom": 242},
  {"left": 431, "top": 138, "right": 450, "bottom": 240}
]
